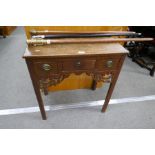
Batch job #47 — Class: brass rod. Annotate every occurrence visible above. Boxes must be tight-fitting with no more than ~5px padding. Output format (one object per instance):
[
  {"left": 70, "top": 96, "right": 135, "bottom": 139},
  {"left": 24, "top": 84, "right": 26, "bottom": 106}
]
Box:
[{"left": 27, "top": 38, "right": 153, "bottom": 46}]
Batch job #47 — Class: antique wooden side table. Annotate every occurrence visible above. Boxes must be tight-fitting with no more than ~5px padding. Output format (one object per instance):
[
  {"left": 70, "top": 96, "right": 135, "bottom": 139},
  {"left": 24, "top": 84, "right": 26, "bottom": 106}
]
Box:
[{"left": 23, "top": 43, "right": 128, "bottom": 120}]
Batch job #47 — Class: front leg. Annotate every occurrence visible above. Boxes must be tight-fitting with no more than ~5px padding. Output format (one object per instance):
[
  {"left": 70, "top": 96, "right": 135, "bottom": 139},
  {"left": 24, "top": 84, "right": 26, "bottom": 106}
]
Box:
[
  {"left": 32, "top": 81, "right": 47, "bottom": 120},
  {"left": 102, "top": 55, "right": 126, "bottom": 112},
  {"left": 101, "top": 74, "right": 118, "bottom": 112},
  {"left": 26, "top": 60, "right": 47, "bottom": 120}
]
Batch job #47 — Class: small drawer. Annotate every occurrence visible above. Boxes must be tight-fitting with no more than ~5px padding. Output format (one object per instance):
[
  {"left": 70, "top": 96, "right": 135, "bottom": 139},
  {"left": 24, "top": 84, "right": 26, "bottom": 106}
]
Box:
[
  {"left": 34, "top": 62, "right": 58, "bottom": 77},
  {"left": 62, "top": 59, "right": 96, "bottom": 71},
  {"left": 96, "top": 56, "right": 121, "bottom": 70}
]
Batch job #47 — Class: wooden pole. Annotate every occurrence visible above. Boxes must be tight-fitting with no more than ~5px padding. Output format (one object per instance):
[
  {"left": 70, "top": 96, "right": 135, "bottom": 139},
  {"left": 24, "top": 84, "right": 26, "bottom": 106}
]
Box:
[
  {"left": 27, "top": 38, "right": 153, "bottom": 46},
  {"left": 30, "top": 30, "right": 136, "bottom": 35}
]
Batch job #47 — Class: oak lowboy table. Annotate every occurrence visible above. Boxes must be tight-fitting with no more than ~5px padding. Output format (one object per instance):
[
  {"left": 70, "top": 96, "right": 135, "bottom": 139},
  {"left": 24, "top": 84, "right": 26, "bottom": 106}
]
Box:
[{"left": 23, "top": 43, "right": 128, "bottom": 120}]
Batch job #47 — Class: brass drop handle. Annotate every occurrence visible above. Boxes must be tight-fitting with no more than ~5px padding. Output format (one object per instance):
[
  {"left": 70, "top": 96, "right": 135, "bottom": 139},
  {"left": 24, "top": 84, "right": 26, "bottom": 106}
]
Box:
[
  {"left": 42, "top": 64, "right": 51, "bottom": 71},
  {"left": 76, "top": 61, "right": 81, "bottom": 67},
  {"left": 106, "top": 60, "right": 113, "bottom": 68}
]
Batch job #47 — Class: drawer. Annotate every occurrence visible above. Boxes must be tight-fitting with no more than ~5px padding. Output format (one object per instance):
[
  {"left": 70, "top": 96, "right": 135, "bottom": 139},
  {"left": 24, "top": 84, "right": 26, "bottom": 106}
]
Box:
[
  {"left": 96, "top": 56, "right": 121, "bottom": 70},
  {"left": 34, "top": 61, "right": 59, "bottom": 77},
  {"left": 62, "top": 59, "right": 96, "bottom": 71}
]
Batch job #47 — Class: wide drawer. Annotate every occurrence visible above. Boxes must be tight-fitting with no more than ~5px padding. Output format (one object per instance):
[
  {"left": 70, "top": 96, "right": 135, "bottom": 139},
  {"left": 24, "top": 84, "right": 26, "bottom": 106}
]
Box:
[
  {"left": 33, "top": 61, "right": 59, "bottom": 77},
  {"left": 96, "top": 56, "right": 121, "bottom": 70},
  {"left": 62, "top": 59, "right": 96, "bottom": 71}
]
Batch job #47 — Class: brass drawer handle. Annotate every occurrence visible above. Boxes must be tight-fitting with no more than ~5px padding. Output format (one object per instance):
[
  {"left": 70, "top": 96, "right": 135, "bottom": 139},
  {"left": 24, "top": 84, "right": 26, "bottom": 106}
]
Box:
[
  {"left": 106, "top": 60, "right": 113, "bottom": 68},
  {"left": 42, "top": 64, "right": 51, "bottom": 71},
  {"left": 75, "top": 61, "right": 81, "bottom": 67}
]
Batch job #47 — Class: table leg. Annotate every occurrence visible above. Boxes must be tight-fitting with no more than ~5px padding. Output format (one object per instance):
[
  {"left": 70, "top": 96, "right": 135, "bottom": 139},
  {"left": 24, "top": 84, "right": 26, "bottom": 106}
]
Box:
[
  {"left": 26, "top": 60, "right": 47, "bottom": 120},
  {"left": 150, "top": 65, "right": 155, "bottom": 77},
  {"left": 101, "top": 55, "right": 126, "bottom": 112},
  {"left": 32, "top": 81, "right": 47, "bottom": 120},
  {"left": 91, "top": 80, "right": 97, "bottom": 90},
  {"left": 101, "top": 73, "right": 118, "bottom": 112}
]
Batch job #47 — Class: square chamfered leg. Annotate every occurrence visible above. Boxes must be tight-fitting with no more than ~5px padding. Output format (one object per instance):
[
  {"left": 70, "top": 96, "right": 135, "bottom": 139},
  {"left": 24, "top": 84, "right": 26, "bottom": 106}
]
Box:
[
  {"left": 101, "top": 74, "right": 119, "bottom": 112},
  {"left": 26, "top": 59, "right": 47, "bottom": 120},
  {"left": 101, "top": 54, "right": 126, "bottom": 112}
]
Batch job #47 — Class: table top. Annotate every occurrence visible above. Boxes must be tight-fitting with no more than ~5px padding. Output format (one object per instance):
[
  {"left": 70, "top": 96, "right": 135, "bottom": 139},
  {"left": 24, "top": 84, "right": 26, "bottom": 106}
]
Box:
[{"left": 23, "top": 43, "right": 128, "bottom": 58}]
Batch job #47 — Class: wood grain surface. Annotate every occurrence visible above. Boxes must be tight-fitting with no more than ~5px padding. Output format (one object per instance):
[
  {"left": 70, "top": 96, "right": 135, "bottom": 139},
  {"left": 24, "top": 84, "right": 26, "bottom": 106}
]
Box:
[{"left": 24, "top": 43, "right": 128, "bottom": 58}]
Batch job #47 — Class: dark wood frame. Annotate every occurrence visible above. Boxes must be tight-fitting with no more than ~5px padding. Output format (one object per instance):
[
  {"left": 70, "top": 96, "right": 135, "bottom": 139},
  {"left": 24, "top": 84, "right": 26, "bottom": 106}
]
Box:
[{"left": 126, "top": 42, "right": 155, "bottom": 76}]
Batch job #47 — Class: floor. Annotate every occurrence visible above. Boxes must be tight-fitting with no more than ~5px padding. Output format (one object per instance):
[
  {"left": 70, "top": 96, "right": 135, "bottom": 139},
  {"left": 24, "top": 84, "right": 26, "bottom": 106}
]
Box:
[{"left": 0, "top": 27, "right": 155, "bottom": 129}]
